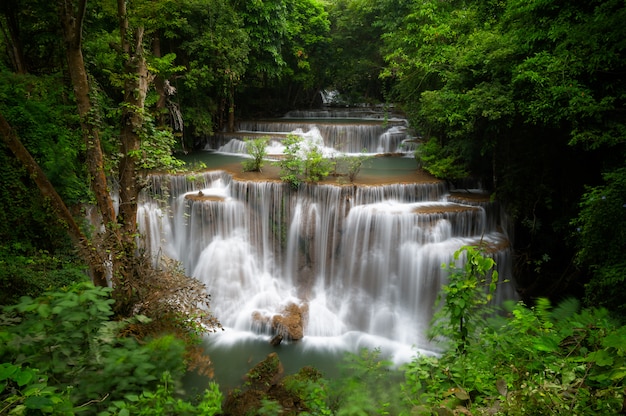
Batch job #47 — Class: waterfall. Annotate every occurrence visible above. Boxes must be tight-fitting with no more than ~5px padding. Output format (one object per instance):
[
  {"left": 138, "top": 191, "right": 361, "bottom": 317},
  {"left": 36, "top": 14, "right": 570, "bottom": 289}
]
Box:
[
  {"left": 210, "top": 119, "right": 413, "bottom": 155},
  {"left": 138, "top": 173, "right": 515, "bottom": 357},
  {"left": 137, "top": 109, "right": 516, "bottom": 365}
]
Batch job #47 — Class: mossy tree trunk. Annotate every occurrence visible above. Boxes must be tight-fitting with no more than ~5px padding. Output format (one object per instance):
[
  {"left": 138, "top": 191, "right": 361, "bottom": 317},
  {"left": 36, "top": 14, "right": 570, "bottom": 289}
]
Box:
[{"left": 0, "top": 112, "right": 108, "bottom": 286}]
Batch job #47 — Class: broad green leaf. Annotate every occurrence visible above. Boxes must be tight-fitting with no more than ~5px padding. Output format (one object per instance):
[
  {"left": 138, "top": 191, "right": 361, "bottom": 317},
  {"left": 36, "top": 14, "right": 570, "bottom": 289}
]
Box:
[
  {"left": 533, "top": 335, "right": 558, "bottom": 352},
  {"left": 15, "top": 369, "right": 35, "bottom": 386},
  {"left": 125, "top": 394, "right": 140, "bottom": 402},
  {"left": 586, "top": 349, "right": 614, "bottom": 367},
  {"left": 24, "top": 395, "right": 53, "bottom": 410},
  {"left": 37, "top": 304, "right": 51, "bottom": 318},
  {"left": 610, "top": 368, "right": 626, "bottom": 381},
  {"left": 0, "top": 363, "right": 18, "bottom": 380}
]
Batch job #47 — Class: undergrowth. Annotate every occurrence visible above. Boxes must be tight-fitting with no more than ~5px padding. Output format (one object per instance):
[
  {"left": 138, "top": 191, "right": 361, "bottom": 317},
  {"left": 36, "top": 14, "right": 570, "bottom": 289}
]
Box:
[{"left": 401, "top": 247, "right": 626, "bottom": 415}]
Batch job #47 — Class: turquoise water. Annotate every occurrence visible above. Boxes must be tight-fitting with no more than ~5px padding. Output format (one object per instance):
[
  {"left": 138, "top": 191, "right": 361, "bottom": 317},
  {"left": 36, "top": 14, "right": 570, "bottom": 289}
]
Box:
[
  {"left": 185, "top": 330, "right": 424, "bottom": 395},
  {"left": 177, "top": 151, "right": 419, "bottom": 180}
]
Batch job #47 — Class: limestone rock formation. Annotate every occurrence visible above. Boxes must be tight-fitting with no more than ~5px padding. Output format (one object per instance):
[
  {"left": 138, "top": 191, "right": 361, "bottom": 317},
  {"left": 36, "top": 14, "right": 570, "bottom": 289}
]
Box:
[
  {"left": 271, "top": 302, "right": 308, "bottom": 341},
  {"left": 251, "top": 302, "right": 309, "bottom": 342}
]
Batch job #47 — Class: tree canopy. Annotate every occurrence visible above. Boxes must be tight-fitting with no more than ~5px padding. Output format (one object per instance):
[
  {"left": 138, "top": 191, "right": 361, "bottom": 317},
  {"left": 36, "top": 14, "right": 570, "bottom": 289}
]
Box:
[{"left": 379, "top": 0, "right": 626, "bottom": 311}]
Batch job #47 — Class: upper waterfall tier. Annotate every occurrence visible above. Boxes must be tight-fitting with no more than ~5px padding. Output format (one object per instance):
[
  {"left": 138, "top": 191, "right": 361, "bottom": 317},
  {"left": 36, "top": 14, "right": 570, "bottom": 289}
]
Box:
[{"left": 207, "top": 116, "right": 417, "bottom": 155}]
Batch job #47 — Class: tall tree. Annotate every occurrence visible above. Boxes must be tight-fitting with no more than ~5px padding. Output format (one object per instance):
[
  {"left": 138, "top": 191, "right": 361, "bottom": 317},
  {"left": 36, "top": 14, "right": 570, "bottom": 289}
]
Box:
[
  {"left": 116, "top": 0, "right": 149, "bottom": 245},
  {"left": 176, "top": 0, "right": 249, "bottom": 133},
  {"left": 0, "top": 1, "right": 28, "bottom": 74},
  {"left": 58, "top": 0, "right": 117, "bottom": 287}
]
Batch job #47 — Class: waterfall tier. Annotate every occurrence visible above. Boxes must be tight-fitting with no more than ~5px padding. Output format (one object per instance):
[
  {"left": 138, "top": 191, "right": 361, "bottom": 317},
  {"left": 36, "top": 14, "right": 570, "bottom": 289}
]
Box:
[
  {"left": 138, "top": 171, "right": 515, "bottom": 357},
  {"left": 208, "top": 118, "right": 416, "bottom": 155}
]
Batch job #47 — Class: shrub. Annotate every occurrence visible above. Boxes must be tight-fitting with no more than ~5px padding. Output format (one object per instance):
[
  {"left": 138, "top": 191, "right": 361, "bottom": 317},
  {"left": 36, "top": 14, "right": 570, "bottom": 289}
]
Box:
[
  {"left": 402, "top": 246, "right": 626, "bottom": 415},
  {"left": 242, "top": 136, "right": 270, "bottom": 172},
  {"left": 0, "top": 282, "right": 189, "bottom": 412},
  {"left": 414, "top": 136, "right": 468, "bottom": 181},
  {"left": 99, "top": 372, "right": 222, "bottom": 415},
  {"left": 276, "top": 134, "right": 332, "bottom": 188},
  {"left": 429, "top": 245, "right": 499, "bottom": 353}
]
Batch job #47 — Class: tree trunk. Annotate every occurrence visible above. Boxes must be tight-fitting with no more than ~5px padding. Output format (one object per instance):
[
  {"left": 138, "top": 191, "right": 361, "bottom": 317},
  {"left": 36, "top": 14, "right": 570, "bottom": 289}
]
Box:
[
  {"left": 56, "top": 0, "right": 121, "bottom": 287},
  {"left": 0, "top": 6, "right": 28, "bottom": 74},
  {"left": 117, "top": 0, "right": 150, "bottom": 243},
  {"left": 0, "top": 112, "right": 108, "bottom": 286},
  {"left": 58, "top": 0, "right": 117, "bottom": 232}
]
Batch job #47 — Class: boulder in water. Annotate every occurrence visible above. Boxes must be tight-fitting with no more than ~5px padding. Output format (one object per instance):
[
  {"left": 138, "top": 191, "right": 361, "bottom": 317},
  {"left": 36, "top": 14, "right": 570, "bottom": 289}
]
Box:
[
  {"left": 271, "top": 302, "right": 308, "bottom": 341},
  {"left": 270, "top": 334, "right": 283, "bottom": 346}
]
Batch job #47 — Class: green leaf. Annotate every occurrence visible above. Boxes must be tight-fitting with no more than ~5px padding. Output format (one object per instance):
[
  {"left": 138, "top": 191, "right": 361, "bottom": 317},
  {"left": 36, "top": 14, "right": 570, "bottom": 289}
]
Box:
[
  {"left": 15, "top": 369, "right": 35, "bottom": 386},
  {"left": 610, "top": 368, "right": 626, "bottom": 381},
  {"left": 24, "top": 396, "right": 53, "bottom": 410},
  {"left": 125, "top": 394, "right": 140, "bottom": 402},
  {"left": 22, "top": 383, "right": 47, "bottom": 396},
  {"left": 586, "top": 349, "right": 614, "bottom": 367},
  {"left": 0, "top": 363, "right": 18, "bottom": 381},
  {"left": 37, "top": 303, "right": 51, "bottom": 318},
  {"left": 533, "top": 335, "right": 558, "bottom": 352}
]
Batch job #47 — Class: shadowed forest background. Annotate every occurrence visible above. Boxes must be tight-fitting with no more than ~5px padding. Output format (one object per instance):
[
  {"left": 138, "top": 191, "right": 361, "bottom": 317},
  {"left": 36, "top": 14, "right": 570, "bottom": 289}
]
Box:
[{"left": 1, "top": 0, "right": 625, "bottom": 414}]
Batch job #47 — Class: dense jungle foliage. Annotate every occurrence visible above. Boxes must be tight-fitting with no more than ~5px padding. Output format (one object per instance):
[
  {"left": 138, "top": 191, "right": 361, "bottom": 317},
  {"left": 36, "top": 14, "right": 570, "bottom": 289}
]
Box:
[{"left": 1, "top": 0, "right": 625, "bottom": 414}]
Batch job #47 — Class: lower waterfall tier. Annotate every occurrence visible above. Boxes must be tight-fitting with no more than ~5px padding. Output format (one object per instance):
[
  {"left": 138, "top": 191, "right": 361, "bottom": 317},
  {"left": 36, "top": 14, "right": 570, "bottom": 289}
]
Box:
[{"left": 138, "top": 167, "right": 517, "bottom": 355}]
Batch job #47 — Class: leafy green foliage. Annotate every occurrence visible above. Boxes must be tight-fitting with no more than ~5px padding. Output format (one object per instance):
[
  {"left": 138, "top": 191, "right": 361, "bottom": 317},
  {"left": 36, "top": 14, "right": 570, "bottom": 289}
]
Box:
[
  {"left": 0, "top": 282, "right": 189, "bottom": 412},
  {"left": 126, "top": 113, "right": 185, "bottom": 173},
  {"left": 0, "top": 70, "right": 89, "bottom": 205},
  {"left": 242, "top": 136, "right": 270, "bottom": 172},
  {"left": 0, "top": 245, "right": 87, "bottom": 305},
  {"left": 430, "top": 246, "right": 499, "bottom": 353},
  {"left": 326, "top": 0, "right": 402, "bottom": 103},
  {"left": 329, "top": 349, "right": 404, "bottom": 415},
  {"left": 302, "top": 144, "right": 332, "bottom": 183},
  {"left": 100, "top": 372, "right": 222, "bottom": 415},
  {"left": 282, "top": 367, "right": 332, "bottom": 415},
  {"left": 572, "top": 167, "right": 626, "bottom": 314},
  {"left": 403, "top": 267, "right": 626, "bottom": 415},
  {"left": 275, "top": 134, "right": 332, "bottom": 188},
  {"left": 378, "top": 0, "right": 626, "bottom": 306},
  {"left": 333, "top": 151, "right": 372, "bottom": 182},
  {"left": 415, "top": 137, "right": 469, "bottom": 182},
  {"left": 178, "top": 0, "right": 250, "bottom": 135},
  {"left": 0, "top": 362, "right": 73, "bottom": 415}
]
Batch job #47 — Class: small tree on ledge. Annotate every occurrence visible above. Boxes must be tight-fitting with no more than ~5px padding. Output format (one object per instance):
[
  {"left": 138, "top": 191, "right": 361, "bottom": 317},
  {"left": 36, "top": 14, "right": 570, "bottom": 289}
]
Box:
[{"left": 242, "top": 136, "right": 270, "bottom": 172}]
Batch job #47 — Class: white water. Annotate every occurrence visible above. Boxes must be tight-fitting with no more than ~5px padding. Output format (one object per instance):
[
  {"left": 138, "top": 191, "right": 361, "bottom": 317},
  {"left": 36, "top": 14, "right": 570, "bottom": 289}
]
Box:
[
  {"left": 138, "top": 173, "right": 515, "bottom": 364},
  {"left": 138, "top": 109, "right": 516, "bottom": 368},
  {"left": 210, "top": 117, "right": 415, "bottom": 155}
]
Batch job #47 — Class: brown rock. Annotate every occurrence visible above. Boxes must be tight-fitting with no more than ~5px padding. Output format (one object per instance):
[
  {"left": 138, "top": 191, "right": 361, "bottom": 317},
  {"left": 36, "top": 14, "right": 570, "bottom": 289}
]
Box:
[
  {"left": 243, "top": 352, "right": 284, "bottom": 391},
  {"left": 271, "top": 302, "right": 308, "bottom": 341}
]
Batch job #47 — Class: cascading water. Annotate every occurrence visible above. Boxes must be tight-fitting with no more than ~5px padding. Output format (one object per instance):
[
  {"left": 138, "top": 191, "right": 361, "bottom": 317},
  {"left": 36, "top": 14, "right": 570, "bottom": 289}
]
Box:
[
  {"left": 209, "top": 108, "right": 415, "bottom": 155},
  {"left": 138, "top": 108, "right": 517, "bottom": 385}
]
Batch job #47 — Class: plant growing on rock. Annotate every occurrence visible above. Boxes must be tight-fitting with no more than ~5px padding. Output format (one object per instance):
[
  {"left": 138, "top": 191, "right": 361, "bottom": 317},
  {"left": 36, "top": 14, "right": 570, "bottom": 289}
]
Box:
[
  {"left": 242, "top": 136, "right": 270, "bottom": 172},
  {"left": 276, "top": 134, "right": 332, "bottom": 188}
]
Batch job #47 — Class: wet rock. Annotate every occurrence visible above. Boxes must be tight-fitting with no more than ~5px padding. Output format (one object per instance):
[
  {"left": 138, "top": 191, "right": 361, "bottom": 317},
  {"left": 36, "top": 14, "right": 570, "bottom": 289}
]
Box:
[
  {"left": 271, "top": 302, "right": 308, "bottom": 341},
  {"left": 270, "top": 334, "right": 283, "bottom": 346},
  {"left": 223, "top": 356, "right": 324, "bottom": 416},
  {"left": 244, "top": 352, "right": 284, "bottom": 391},
  {"left": 223, "top": 353, "right": 284, "bottom": 415}
]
